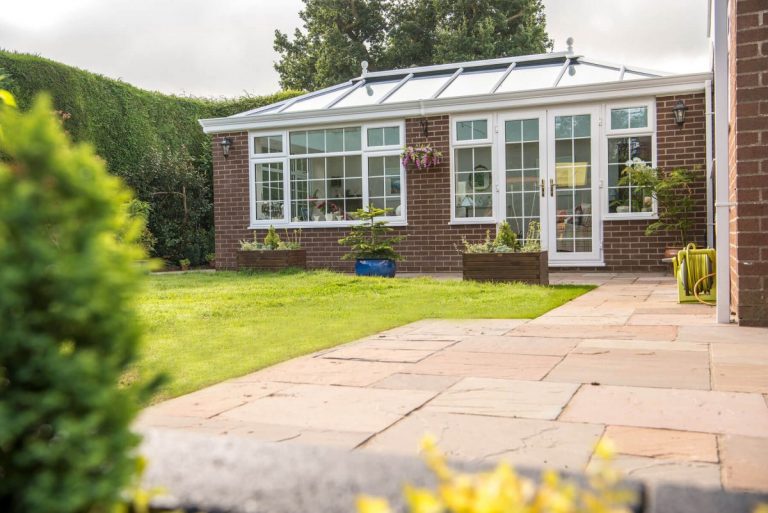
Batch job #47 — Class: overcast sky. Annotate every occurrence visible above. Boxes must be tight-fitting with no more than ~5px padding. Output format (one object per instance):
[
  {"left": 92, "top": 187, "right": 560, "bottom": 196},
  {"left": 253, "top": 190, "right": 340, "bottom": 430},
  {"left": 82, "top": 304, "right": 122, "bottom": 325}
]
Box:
[{"left": 1, "top": 0, "right": 711, "bottom": 98}]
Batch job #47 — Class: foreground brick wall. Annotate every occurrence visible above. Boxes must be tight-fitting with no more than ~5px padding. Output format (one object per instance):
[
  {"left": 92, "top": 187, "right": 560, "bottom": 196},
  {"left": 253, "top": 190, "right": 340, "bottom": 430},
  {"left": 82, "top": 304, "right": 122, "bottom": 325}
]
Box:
[
  {"left": 213, "top": 98, "right": 708, "bottom": 274},
  {"left": 728, "top": 0, "right": 768, "bottom": 326}
]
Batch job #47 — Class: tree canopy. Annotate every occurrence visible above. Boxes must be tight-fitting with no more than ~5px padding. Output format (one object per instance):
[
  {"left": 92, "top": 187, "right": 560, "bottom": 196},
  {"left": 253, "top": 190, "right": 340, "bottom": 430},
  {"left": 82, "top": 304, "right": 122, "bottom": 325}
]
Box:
[{"left": 274, "top": 0, "right": 553, "bottom": 91}]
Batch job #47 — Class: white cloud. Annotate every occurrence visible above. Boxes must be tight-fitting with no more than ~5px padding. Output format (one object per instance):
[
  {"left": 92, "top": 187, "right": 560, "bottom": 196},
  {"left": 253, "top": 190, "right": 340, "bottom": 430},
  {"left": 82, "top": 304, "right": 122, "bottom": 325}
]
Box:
[{"left": 0, "top": 0, "right": 710, "bottom": 98}]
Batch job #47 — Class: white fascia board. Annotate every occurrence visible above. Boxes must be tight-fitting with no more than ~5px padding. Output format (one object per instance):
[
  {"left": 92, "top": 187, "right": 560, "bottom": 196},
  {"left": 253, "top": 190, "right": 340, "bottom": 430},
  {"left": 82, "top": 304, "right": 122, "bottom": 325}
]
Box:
[{"left": 198, "top": 72, "right": 713, "bottom": 133}]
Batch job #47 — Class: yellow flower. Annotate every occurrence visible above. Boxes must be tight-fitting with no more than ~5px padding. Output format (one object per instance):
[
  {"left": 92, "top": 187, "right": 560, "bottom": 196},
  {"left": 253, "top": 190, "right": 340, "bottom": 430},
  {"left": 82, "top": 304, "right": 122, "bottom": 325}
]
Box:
[
  {"left": 594, "top": 438, "right": 616, "bottom": 460},
  {"left": 404, "top": 485, "right": 443, "bottom": 513},
  {"left": 0, "top": 90, "right": 16, "bottom": 108},
  {"left": 356, "top": 495, "right": 391, "bottom": 513}
]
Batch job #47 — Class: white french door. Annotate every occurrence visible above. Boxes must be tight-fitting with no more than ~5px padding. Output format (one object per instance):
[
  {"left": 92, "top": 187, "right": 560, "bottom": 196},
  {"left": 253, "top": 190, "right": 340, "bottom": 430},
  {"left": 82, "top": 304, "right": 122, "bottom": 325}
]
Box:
[
  {"left": 497, "top": 112, "right": 547, "bottom": 251},
  {"left": 545, "top": 107, "right": 601, "bottom": 264},
  {"left": 494, "top": 107, "right": 602, "bottom": 265}
]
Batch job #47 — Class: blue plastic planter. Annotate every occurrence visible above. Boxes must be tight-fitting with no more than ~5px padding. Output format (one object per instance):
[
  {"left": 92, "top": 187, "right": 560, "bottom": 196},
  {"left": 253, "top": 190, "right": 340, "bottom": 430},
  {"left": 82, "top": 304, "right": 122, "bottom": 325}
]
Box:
[{"left": 355, "top": 259, "right": 396, "bottom": 278}]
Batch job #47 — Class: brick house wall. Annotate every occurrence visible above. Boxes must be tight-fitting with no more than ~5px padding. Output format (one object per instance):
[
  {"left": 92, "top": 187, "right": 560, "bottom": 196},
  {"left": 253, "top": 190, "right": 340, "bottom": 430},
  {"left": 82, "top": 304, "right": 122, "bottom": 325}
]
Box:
[
  {"left": 212, "top": 96, "right": 708, "bottom": 274},
  {"left": 597, "top": 93, "right": 708, "bottom": 272},
  {"left": 728, "top": 0, "right": 768, "bottom": 326}
]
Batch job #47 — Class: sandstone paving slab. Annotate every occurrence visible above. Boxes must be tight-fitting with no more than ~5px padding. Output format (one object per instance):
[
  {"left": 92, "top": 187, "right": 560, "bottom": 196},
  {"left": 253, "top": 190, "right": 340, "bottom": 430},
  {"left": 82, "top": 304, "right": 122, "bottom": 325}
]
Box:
[
  {"left": 423, "top": 377, "right": 578, "bottom": 420},
  {"left": 712, "top": 364, "right": 768, "bottom": 394},
  {"left": 719, "top": 435, "right": 768, "bottom": 491},
  {"left": 362, "top": 410, "right": 603, "bottom": 471},
  {"left": 577, "top": 339, "right": 708, "bottom": 352},
  {"left": 634, "top": 304, "right": 716, "bottom": 315},
  {"left": 677, "top": 324, "right": 768, "bottom": 344},
  {"left": 449, "top": 335, "right": 577, "bottom": 356},
  {"left": 405, "top": 319, "right": 527, "bottom": 336},
  {"left": 218, "top": 383, "right": 436, "bottom": 433},
  {"left": 586, "top": 454, "right": 722, "bottom": 489},
  {"left": 318, "top": 346, "right": 436, "bottom": 363},
  {"left": 627, "top": 313, "right": 717, "bottom": 326},
  {"left": 135, "top": 412, "right": 207, "bottom": 431},
  {"left": 180, "top": 418, "right": 373, "bottom": 450},
  {"left": 527, "top": 315, "right": 630, "bottom": 326},
  {"left": 233, "top": 357, "right": 406, "bottom": 387},
  {"left": 711, "top": 343, "right": 768, "bottom": 393},
  {"left": 538, "top": 305, "right": 637, "bottom": 317},
  {"left": 545, "top": 348, "right": 710, "bottom": 390},
  {"left": 603, "top": 426, "right": 718, "bottom": 462},
  {"left": 141, "top": 381, "right": 290, "bottom": 419},
  {"left": 409, "top": 351, "right": 560, "bottom": 380},
  {"left": 508, "top": 324, "right": 678, "bottom": 341},
  {"left": 369, "top": 373, "right": 461, "bottom": 392},
  {"left": 354, "top": 337, "right": 458, "bottom": 351},
  {"left": 560, "top": 384, "right": 768, "bottom": 437}
]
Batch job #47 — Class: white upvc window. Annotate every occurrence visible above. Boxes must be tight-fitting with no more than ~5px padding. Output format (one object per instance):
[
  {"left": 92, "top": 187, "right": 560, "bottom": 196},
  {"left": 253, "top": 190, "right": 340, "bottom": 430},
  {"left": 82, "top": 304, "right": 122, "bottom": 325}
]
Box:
[
  {"left": 603, "top": 100, "right": 657, "bottom": 219},
  {"left": 247, "top": 122, "right": 405, "bottom": 228},
  {"left": 451, "top": 115, "right": 495, "bottom": 223}
]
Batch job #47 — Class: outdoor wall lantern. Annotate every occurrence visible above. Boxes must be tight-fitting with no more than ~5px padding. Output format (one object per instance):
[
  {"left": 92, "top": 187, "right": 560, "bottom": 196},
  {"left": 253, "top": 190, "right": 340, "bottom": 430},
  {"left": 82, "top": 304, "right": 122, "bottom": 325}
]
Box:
[
  {"left": 672, "top": 100, "right": 687, "bottom": 125},
  {"left": 220, "top": 137, "right": 233, "bottom": 158}
]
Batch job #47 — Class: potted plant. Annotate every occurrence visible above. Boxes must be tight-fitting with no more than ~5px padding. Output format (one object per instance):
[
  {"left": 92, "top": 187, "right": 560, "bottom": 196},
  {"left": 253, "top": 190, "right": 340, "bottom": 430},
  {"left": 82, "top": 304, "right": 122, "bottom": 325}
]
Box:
[
  {"left": 461, "top": 220, "right": 549, "bottom": 285},
  {"left": 205, "top": 252, "right": 216, "bottom": 269},
  {"left": 400, "top": 145, "right": 443, "bottom": 170},
  {"left": 338, "top": 205, "right": 404, "bottom": 277},
  {"left": 237, "top": 226, "right": 306, "bottom": 270},
  {"left": 619, "top": 161, "right": 697, "bottom": 257},
  {"left": 178, "top": 258, "right": 191, "bottom": 271}
]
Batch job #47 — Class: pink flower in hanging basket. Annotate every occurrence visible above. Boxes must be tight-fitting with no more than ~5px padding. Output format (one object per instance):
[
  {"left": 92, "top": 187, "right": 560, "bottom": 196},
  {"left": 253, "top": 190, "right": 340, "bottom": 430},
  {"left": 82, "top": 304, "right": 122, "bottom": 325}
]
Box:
[{"left": 400, "top": 145, "right": 443, "bottom": 170}]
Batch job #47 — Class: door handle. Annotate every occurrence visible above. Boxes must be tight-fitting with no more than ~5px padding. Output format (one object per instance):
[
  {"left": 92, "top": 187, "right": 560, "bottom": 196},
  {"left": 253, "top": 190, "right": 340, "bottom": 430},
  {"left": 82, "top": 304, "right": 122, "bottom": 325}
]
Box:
[
  {"left": 550, "top": 178, "right": 556, "bottom": 197},
  {"left": 540, "top": 179, "right": 545, "bottom": 197}
]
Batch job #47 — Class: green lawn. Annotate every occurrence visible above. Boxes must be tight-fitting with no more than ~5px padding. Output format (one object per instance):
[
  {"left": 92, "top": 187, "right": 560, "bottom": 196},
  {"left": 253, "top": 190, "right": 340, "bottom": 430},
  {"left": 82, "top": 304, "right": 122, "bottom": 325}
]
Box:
[{"left": 135, "top": 270, "right": 592, "bottom": 401}]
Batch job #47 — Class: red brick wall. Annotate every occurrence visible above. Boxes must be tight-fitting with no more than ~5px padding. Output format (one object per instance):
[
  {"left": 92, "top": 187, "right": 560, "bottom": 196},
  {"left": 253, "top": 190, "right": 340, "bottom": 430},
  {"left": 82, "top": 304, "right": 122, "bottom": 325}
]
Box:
[
  {"left": 212, "top": 131, "right": 251, "bottom": 270},
  {"left": 728, "top": 0, "right": 768, "bottom": 326},
  {"left": 598, "top": 93, "right": 708, "bottom": 272},
  {"left": 212, "top": 97, "right": 708, "bottom": 274}
]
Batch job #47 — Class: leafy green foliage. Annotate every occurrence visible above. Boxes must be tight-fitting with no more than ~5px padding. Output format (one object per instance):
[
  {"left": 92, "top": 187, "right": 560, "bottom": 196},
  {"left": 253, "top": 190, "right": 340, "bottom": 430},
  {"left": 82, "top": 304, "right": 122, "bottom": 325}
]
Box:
[
  {"left": 0, "top": 95, "right": 153, "bottom": 512},
  {"left": 520, "top": 220, "right": 542, "bottom": 253},
  {"left": 494, "top": 220, "right": 519, "bottom": 249},
  {"left": 618, "top": 163, "right": 697, "bottom": 244},
  {"left": 0, "top": 50, "right": 302, "bottom": 265},
  {"left": 274, "top": 0, "right": 553, "bottom": 89},
  {"left": 264, "top": 225, "right": 282, "bottom": 249},
  {"left": 127, "top": 199, "right": 157, "bottom": 254},
  {"left": 339, "top": 205, "right": 405, "bottom": 260},
  {"left": 137, "top": 271, "right": 593, "bottom": 400}
]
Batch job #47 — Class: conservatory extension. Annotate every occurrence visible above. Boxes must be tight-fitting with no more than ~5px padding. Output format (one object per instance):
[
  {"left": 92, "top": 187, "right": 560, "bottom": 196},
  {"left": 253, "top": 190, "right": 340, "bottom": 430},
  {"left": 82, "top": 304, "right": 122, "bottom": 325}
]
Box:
[{"left": 200, "top": 49, "right": 712, "bottom": 273}]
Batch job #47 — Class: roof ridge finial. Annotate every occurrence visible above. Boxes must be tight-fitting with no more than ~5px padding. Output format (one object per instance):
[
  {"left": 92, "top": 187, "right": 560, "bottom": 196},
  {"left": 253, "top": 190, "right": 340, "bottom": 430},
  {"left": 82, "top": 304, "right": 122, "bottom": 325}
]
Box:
[
  {"left": 361, "top": 60, "right": 369, "bottom": 77},
  {"left": 566, "top": 37, "right": 574, "bottom": 55}
]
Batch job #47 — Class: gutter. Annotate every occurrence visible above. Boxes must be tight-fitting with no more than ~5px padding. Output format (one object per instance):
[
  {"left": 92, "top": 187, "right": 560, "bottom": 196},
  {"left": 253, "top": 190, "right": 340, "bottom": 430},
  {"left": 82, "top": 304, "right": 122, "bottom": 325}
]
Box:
[{"left": 713, "top": 0, "right": 731, "bottom": 323}]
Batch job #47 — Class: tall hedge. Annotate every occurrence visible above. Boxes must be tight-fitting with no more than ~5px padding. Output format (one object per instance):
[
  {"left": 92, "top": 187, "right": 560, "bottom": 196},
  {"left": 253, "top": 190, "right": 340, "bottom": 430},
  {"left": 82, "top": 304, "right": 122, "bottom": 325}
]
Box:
[
  {"left": 0, "top": 93, "right": 150, "bottom": 512},
  {"left": 0, "top": 50, "right": 301, "bottom": 265}
]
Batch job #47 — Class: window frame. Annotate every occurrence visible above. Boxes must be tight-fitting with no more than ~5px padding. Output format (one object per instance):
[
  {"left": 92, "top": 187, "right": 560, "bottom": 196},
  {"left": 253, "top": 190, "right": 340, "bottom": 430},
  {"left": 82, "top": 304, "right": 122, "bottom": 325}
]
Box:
[
  {"left": 246, "top": 122, "right": 406, "bottom": 229},
  {"left": 249, "top": 130, "right": 287, "bottom": 158},
  {"left": 363, "top": 121, "right": 404, "bottom": 152},
  {"left": 450, "top": 114, "right": 496, "bottom": 224},
  {"left": 602, "top": 99, "right": 658, "bottom": 220}
]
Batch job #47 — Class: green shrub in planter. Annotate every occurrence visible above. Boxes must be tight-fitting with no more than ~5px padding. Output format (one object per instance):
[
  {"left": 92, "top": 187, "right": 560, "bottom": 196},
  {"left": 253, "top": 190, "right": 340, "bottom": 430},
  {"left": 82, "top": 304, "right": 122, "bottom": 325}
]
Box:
[{"left": 0, "top": 95, "right": 155, "bottom": 512}]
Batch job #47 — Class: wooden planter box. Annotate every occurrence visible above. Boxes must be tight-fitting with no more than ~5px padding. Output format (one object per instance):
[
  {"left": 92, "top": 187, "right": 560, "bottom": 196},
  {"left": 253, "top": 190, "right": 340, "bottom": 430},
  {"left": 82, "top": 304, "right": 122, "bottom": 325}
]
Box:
[
  {"left": 462, "top": 251, "right": 548, "bottom": 285},
  {"left": 236, "top": 249, "right": 307, "bottom": 271}
]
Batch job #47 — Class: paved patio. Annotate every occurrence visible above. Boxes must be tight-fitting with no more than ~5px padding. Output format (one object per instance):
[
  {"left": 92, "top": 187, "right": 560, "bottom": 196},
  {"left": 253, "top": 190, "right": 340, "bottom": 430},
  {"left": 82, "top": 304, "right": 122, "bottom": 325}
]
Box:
[{"left": 137, "top": 273, "right": 768, "bottom": 493}]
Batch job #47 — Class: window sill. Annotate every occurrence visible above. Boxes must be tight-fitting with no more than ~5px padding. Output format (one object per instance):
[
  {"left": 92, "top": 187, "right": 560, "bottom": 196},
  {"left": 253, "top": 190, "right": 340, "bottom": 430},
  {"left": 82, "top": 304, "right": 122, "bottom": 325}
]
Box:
[
  {"left": 248, "top": 219, "right": 408, "bottom": 230},
  {"left": 603, "top": 213, "right": 658, "bottom": 221},
  {"left": 448, "top": 218, "right": 497, "bottom": 226},
  {"left": 548, "top": 260, "right": 606, "bottom": 267}
]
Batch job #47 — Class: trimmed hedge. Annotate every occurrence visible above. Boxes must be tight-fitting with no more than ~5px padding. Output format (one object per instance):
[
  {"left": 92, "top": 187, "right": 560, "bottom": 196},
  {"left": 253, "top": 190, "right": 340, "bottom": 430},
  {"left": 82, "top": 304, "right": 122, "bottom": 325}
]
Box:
[{"left": 0, "top": 50, "right": 301, "bottom": 265}]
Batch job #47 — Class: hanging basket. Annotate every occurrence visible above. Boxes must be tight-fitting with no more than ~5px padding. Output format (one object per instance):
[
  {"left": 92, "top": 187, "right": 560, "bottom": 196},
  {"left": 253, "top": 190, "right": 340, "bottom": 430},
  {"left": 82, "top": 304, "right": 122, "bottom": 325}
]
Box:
[{"left": 400, "top": 146, "right": 443, "bottom": 170}]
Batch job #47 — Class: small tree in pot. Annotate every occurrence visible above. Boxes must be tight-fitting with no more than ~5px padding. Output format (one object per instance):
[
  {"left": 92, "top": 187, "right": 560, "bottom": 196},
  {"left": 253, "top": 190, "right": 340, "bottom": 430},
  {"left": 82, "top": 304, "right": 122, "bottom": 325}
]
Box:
[
  {"left": 339, "top": 205, "right": 404, "bottom": 277},
  {"left": 619, "top": 162, "right": 697, "bottom": 256}
]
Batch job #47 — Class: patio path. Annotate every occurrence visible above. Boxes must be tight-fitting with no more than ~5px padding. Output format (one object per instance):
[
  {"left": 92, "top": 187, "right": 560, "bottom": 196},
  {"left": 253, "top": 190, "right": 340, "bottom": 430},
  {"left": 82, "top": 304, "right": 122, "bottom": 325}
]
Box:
[{"left": 137, "top": 273, "right": 768, "bottom": 493}]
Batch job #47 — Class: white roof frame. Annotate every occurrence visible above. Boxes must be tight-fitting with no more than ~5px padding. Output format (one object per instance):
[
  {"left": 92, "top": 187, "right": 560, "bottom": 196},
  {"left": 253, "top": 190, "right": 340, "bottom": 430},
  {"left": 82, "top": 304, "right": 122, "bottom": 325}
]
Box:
[{"left": 200, "top": 71, "right": 713, "bottom": 134}]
